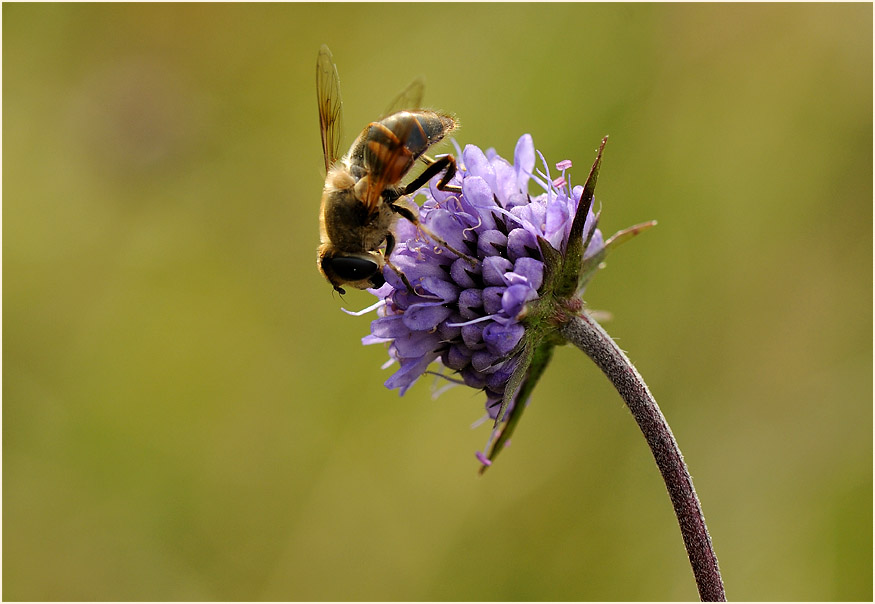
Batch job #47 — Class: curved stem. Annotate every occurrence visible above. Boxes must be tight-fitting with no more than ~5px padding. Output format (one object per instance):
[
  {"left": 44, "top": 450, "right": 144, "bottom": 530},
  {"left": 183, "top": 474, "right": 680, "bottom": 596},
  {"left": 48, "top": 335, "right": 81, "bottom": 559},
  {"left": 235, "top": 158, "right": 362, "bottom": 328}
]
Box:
[{"left": 559, "top": 312, "right": 725, "bottom": 601}]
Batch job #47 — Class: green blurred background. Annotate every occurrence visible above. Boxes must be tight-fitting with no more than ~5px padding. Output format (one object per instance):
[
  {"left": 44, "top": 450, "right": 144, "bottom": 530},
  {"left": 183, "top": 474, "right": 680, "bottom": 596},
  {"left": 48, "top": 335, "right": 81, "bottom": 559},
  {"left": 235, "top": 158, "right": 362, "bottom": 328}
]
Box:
[{"left": 4, "top": 3, "right": 871, "bottom": 600}]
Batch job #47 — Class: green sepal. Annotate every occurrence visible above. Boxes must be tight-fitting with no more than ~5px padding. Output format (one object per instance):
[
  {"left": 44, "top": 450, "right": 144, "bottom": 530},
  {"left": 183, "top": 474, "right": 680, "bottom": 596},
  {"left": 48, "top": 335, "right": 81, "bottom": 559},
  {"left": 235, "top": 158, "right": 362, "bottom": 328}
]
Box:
[
  {"left": 578, "top": 220, "right": 657, "bottom": 292},
  {"left": 604, "top": 220, "right": 658, "bottom": 249},
  {"left": 537, "top": 235, "right": 563, "bottom": 297},
  {"left": 491, "top": 337, "right": 534, "bottom": 430},
  {"left": 480, "top": 341, "right": 556, "bottom": 474},
  {"left": 555, "top": 136, "right": 607, "bottom": 299}
]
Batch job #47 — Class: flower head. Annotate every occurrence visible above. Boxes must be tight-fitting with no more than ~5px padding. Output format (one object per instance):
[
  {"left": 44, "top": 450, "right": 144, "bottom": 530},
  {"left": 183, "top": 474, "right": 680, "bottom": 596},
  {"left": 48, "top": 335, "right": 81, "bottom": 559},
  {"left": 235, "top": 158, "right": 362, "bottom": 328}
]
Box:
[{"left": 361, "top": 134, "right": 653, "bottom": 468}]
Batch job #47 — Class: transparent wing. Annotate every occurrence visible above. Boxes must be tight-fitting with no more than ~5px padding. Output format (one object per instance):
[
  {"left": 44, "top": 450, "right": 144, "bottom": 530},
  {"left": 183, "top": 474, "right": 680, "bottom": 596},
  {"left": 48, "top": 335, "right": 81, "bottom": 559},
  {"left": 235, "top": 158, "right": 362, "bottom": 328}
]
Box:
[
  {"left": 381, "top": 77, "right": 425, "bottom": 117},
  {"left": 316, "top": 44, "right": 343, "bottom": 171},
  {"left": 366, "top": 78, "right": 425, "bottom": 205}
]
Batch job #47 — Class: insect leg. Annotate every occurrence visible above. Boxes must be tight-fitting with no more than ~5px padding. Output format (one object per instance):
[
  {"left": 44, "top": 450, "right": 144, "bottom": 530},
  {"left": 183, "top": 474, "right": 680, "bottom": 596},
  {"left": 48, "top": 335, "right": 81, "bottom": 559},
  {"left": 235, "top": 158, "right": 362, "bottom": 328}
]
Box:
[
  {"left": 384, "top": 258, "right": 418, "bottom": 294},
  {"left": 384, "top": 231, "right": 397, "bottom": 257},
  {"left": 402, "top": 154, "right": 461, "bottom": 196},
  {"left": 381, "top": 232, "right": 423, "bottom": 295},
  {"left": 421, "top": 154, "right": 462, "bottom": 193},
  {"left": 390, "top": 203, "right": 477, "bottom": 266}
]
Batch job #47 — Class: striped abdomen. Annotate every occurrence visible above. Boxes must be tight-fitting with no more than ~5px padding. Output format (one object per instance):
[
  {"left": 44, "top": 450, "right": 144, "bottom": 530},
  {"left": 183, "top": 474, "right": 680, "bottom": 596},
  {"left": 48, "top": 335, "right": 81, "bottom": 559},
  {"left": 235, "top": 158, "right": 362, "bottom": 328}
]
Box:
[{"left": 345, "top": 110, "right": 457, "bottom": 185}]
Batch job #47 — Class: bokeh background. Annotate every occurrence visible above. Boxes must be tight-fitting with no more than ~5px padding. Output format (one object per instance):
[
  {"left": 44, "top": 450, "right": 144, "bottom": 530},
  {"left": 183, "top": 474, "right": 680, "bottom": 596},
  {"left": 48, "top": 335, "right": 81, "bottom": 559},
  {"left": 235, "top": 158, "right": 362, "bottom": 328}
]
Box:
[{"left": 4, "top": 3, "right": 872, "bottom": 601}]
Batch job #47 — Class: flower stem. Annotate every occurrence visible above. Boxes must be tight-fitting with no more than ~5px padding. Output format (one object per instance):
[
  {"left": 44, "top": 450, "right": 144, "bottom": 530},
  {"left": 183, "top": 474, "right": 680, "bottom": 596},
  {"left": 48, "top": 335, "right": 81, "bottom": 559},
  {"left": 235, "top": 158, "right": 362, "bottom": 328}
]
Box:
[{"left": 558, "top": 312, "right": 725, "bottom": 601}]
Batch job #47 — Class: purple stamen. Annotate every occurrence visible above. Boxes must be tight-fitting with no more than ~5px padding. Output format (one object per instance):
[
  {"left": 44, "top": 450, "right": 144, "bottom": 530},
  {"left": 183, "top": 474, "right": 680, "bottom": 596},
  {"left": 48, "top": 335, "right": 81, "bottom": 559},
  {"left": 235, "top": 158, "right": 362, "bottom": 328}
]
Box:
[{"left": 475, "top": 451, "right": 492, "bottom": 467}]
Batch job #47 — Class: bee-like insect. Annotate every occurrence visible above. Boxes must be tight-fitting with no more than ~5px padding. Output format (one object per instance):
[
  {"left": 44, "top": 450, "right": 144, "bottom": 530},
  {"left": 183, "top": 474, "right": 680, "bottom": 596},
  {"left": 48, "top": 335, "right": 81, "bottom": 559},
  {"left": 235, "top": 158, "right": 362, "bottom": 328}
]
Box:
[{"left": 316, "top": 45, "right": 472, "bottom": 294}]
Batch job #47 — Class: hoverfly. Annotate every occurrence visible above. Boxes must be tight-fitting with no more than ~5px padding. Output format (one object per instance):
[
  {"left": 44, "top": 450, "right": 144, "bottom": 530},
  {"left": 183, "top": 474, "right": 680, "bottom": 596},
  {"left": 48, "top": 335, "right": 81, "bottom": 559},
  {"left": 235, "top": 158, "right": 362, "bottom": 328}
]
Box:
[{"left": 315, "top": 45, "right": 472, "bottom": 294}]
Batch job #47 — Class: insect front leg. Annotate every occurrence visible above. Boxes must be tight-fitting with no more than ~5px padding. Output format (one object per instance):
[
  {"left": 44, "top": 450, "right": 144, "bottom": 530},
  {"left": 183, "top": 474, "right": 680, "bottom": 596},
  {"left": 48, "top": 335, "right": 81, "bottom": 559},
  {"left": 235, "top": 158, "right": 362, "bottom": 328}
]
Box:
[
  {"left": 390, "top": 203, "right": 476, "bottom": 266},
  {"left": 381, "top": 231, "right": 424, "bottom": 295}
]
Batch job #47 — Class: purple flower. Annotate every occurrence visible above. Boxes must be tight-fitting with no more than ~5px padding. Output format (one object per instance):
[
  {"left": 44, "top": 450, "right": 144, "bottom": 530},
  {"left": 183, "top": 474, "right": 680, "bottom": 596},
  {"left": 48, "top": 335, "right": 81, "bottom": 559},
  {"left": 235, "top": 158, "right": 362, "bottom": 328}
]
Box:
[
  {"left": 363, "top": 135, "right": 605, "bottom": 422},
  {"left": 353, "top": 133, "right": 657, "bottom": 469}
]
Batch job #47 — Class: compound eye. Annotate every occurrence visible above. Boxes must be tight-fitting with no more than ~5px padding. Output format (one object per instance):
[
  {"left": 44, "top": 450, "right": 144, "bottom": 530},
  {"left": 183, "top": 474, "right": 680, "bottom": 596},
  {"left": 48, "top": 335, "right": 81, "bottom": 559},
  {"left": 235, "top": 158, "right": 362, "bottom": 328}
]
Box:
[{"left": 328, "top": 256, "right": 379, "bottom": 282}]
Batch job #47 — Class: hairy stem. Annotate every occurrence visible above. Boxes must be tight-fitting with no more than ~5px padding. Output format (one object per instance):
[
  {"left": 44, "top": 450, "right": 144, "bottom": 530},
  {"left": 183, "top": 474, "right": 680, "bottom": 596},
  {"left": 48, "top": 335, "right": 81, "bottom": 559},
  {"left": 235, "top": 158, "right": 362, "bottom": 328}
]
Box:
[{"left": 558, "top": 312, "right": 725, "bottom": 601}]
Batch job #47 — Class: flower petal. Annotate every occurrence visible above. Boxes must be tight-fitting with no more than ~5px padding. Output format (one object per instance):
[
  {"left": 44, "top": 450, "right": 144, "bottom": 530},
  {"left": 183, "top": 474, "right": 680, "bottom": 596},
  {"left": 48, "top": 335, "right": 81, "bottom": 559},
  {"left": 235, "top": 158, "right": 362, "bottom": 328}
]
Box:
[
  {"left": 460, "top": 365, "right": 487, "bottom": 389},
  {"left": 483, "top": 322, "right": 525, "bottom": 357},
  {"left": 458, "top": 288, "right": 484, "bottom": 319},
  {"left": 444, "top": 344, "right": 472, "bottom": 370},
  {"left": 423, "top": 208, "right": 469, "bottom": 252},
  {"left": 437, "top": 315, "right": 462, "bottom": 341},
  {"left": 362, "top": 334, "right": 391, "bottom": 346},
  {"left": 507, "top": 227, "right": 540, "bottom": 262},
  {"left": 471, "top": 349, "right": 497, "bottom": 372},
  {"left": 491, "top": 156, "right": 517, "bottom": 205},
  {"left": 546, "top": 195, "right": 571, "bottom": 247},
  {"left": 418, "top": 276, "right": 459, "bottom": 302},
  {"left": 584, "top": 229, "right": 605, "bottom": 260},
  {"left": 477, "top": 229, "right": 508, "bottom": 258},
  {"left": 514, "top": 134, "right": 535, "bottom": 190},
  {"left": 481, "top": 256, "right": 513, "bottom": 286},
  {"left": 484, "top": 356, "right": 519, "bottom": 389},
  {"left": 461, "top": 322, "right": 486, "bottom": 349},
  {"left": 385, "top": 350, "right": 440, "bottom": 395},
  {"left": 512, "top": 257, "right": 545, "bottom": 291},
  {"left": 501, "top": 283, "right": 537, "bottom": 318},
  {"left": 450, "top": 257, "right": 480, "bottom": 288},
  {"left": 482, "top": 286, "right": 505, "bottom": 315},
  {"left": 461, "top": 176, "right": 497, "bottom": 229},
  {"left": 463, "top": 144, "right": 496, "bottom": 191},
  {"left": 393, "top": 331, "right": 443, "bottom": 361},
  {"left": 402, "top": 303, "right": 452, "bottom": 331},
  {"left": 371, "top": 315, "right": 409, "bottom": 339}
]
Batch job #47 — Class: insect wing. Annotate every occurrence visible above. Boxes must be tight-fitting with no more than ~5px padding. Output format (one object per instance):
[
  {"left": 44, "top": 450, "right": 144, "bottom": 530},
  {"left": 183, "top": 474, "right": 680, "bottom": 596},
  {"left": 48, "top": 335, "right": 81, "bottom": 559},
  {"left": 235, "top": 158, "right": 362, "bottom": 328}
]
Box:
[
  {"left": 382, "top": 77, "right": 425, "bottom": 118},
  {"left": 361, "top": 116, "right": 418, "bottom": 211},
  {"left": 316, "top": 45, "right": 343, "bottom": 172},
  {"left": 362, "top": 77, "right": 426, "bottom": 208}
]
